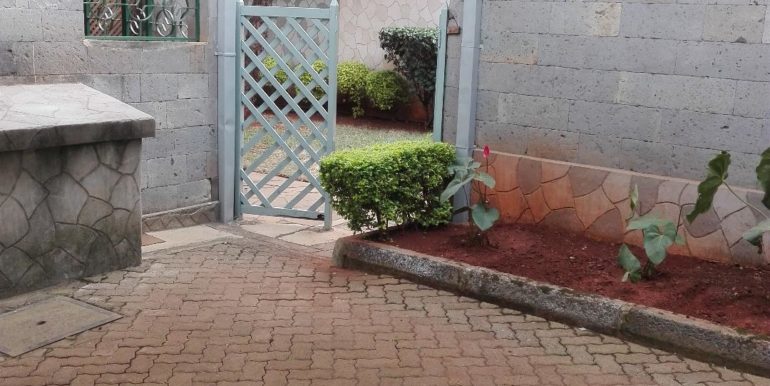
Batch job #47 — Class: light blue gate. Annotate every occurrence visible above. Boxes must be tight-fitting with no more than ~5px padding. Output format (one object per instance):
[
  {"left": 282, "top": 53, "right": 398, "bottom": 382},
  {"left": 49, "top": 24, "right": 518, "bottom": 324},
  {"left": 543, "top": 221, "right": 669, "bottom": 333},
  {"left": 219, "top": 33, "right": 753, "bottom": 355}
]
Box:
[{"left": 235, "top": 1, "right": 338, "bottom": 229}]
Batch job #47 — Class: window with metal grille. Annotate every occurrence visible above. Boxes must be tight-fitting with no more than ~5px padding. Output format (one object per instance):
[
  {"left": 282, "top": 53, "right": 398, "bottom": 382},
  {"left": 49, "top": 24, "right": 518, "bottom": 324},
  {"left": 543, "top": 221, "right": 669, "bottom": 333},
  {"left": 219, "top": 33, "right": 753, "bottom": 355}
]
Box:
[{"left": 83, "top": 1, "right": 200, "bottom": 41}]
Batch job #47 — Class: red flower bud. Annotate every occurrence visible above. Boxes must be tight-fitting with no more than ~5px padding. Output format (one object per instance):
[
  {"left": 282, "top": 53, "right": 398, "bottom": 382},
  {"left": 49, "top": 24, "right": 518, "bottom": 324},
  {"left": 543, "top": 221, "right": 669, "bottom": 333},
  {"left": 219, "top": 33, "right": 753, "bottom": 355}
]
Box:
[{"left": 482, "top": 145, "right": 490, "bottom": 159}]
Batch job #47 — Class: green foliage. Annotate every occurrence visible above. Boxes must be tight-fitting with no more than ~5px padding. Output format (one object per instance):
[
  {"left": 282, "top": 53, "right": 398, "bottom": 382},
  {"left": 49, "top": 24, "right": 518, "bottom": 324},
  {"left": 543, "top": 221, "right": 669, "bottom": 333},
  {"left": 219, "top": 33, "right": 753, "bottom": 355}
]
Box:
[
  {"left": 440, "top": 154, "right": 499, "bottom": 234},
  {"left": 319, "top": 141, "right": 455, "bottom": 232},
  {"left": 618, "top": 245, "right": 642, "bottom": 283},
  {"left": 689, "top": 148, "right": 770, "bottom": 253},
  {"left": 379, "top": 26, "right": 438, "bottom": 105},
  {"left": 687, "top": 151, "right": 731, "bottom": 223},
  {"left": 295, "top": 59, "right": 327, "bottom": 100},
  {"left": 757, "top": 148, "right": 770, "bottom": 208},
  {"left": 338, "top": 61, "right": 370, "bottom": 118},
  {"left": 262, "top": 56, "right": 288, "bottom": 84},
  {"left": 364, "top": 70, "right": 410, "bottom": 111},
  {"left": 744, "top": 219, "right": 770, "bottom": 246},
  {"left": 618, "top": 186, "right": 684, "bottom": 282}
]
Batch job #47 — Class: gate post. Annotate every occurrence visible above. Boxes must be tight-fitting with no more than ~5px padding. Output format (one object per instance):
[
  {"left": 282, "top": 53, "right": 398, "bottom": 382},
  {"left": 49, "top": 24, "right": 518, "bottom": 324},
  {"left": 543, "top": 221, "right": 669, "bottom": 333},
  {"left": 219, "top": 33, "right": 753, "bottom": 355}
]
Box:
[
  {"left": 217, "top": 0, "right": 238, "bottom": 223},
  {"left": 323, "top": 0, "right": 340, "bottom": 231}
]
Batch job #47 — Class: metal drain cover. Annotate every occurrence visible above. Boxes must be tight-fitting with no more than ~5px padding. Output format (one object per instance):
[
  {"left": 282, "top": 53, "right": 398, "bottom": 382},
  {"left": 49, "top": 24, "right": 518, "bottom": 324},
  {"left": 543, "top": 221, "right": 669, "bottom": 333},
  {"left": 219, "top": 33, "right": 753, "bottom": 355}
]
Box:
[{"left": 0, "top": 296, "right": 121, "bottom": 357}]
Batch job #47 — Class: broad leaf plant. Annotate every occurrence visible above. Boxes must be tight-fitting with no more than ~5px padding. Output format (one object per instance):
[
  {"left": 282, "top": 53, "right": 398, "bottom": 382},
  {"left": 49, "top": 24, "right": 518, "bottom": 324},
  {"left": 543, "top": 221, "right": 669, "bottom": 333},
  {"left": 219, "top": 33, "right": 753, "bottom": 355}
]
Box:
[
  {"left": 619, "top": 147, "right": 770, "bottom": 283},
  {"left": 440, "top": 146, "right": 499, "bottom": 244},
  {"left": 688, "top": 148, "right": 770, "bottom": 251},
  {"left": 617, "top": 185, "right": 685, "bottom": 282}
]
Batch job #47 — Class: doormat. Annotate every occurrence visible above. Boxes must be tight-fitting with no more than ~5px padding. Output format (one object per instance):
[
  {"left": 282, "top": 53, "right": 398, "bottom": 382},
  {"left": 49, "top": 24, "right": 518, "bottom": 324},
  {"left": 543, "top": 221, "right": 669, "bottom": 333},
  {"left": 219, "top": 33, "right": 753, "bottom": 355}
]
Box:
[{"left": 0, "top": 296, "right": 121, "bottom": 357}]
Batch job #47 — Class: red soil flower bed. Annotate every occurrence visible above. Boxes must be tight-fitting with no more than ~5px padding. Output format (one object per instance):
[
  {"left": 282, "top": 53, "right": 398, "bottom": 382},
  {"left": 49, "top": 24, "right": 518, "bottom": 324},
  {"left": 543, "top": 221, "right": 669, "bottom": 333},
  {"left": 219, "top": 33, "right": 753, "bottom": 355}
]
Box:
[{"left": 386, "top": 224, "right": 770, "bottom": 336}]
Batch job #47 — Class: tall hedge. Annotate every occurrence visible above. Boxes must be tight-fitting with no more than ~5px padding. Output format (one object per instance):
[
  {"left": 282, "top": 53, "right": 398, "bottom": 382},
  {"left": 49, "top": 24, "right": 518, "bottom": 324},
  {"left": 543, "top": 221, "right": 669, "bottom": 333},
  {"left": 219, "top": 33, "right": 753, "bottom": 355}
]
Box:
[
  {"left": 364, "top": 70, "right": 410, "bottom": 111},
  {"left": 319, "top": 141, "right": 455, "bottom": 232},
  {"left": 337, "top": 61, "right": 370, "bottom": 118},
  {"left": 379, "top": 27, "right": 439, "bottom": 106}
]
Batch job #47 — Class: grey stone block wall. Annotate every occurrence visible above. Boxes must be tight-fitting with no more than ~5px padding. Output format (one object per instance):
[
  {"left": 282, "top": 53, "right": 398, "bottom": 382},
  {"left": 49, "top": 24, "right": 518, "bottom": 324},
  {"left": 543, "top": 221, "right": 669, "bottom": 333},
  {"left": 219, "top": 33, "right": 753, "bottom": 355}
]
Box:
[
  {"left": 443, "top": 0, "right": 770, "bottom": 188},
  {"left": 0, "top": 1, "right": 220, "bottom": 215}
]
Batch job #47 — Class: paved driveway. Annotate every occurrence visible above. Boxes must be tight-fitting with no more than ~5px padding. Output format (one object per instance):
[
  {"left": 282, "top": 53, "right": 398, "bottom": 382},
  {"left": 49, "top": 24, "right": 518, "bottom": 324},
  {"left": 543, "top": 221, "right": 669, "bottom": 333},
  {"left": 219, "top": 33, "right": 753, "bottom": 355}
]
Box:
[{"left": 0, "top": 228, "right": 768, "bottom": 386}]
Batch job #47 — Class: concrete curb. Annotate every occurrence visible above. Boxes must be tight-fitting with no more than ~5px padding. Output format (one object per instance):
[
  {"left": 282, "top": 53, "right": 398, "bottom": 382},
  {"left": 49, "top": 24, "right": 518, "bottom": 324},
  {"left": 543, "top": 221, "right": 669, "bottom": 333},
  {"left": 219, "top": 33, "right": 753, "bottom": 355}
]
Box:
[{"left": 333, "top": 235, "right": 770, "bottom": 377}]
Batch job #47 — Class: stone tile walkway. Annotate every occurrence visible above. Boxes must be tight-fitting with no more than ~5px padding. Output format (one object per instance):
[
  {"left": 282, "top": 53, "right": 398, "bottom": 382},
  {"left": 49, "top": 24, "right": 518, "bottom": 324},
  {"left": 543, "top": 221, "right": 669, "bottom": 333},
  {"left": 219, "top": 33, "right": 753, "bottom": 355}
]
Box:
[{"left": 0, "top": 226, "right": 768, "bottom": 386}]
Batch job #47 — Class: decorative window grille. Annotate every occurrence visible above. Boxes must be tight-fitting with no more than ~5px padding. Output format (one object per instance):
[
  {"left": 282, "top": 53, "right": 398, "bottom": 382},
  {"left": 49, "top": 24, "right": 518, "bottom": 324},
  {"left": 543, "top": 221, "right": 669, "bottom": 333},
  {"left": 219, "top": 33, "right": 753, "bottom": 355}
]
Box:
[{"left": 83, "top": 1, "right": 200, "bottom": 41}]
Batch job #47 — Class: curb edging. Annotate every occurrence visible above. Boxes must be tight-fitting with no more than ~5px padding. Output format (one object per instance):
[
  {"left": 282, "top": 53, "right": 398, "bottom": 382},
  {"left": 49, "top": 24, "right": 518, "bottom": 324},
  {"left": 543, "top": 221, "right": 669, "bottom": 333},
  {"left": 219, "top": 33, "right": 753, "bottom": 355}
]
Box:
[{"left": 333, "top": 235, "right": 770, "bottom": 377}]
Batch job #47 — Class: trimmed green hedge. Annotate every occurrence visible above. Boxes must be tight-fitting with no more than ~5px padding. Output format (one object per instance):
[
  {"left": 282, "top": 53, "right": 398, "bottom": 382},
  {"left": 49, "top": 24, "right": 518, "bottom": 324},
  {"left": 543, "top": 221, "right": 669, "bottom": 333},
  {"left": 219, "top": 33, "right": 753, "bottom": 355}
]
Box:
[
  {"left": 338, "top": 61, "right": 370, "bottom": 118},
  {"left": 262, "top": 57, "right": 288, "bottom": 84},
  {"left": 319, "top": 141, "right": 455, "bottom": 232},
  {"left": 379, "top": 27, "right": 438, "bottom": 105},
  {"left": 364, "top": 70, "right": 411, "bottom": 111},
  {"left": 296, "top": 60, "right": 327, "bottom": 100}
]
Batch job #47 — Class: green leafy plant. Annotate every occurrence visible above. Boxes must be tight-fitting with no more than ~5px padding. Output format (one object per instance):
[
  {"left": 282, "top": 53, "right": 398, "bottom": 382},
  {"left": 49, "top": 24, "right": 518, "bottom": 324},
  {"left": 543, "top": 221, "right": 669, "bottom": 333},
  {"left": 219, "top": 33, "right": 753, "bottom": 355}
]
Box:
[
  {"left": 262, "top": 56, "right": 288, "bottom": 84},
  {"left": 337, "top": 61, "right": 370, "bottom": 118},
  {"left": 688, "top": 148, "right": 770, "bottom": 251},
  {"left": 319, "top": 140, "right": 455, "bottom": 233},
  {"left": 379, "top": 26, "right": 438, "bottom": 108},
  {"left": 296, "top": 59, "right": 327, "bottom": 100},
  {"left": 618, "top": 185, "right": 685, "bottom": 282},
  {"left": 364, "top": 70, "right": 410, "bottom": 111},
  {"left": 440, "top": 146, "right": 499, "bottom": 244}
]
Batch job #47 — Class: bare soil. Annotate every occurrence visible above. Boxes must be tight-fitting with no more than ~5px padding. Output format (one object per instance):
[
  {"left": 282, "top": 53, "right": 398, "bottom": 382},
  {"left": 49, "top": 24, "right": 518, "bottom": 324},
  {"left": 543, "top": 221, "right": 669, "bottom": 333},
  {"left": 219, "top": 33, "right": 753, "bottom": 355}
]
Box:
[{"left": 386, "top": 224, "right": 770, "bottom": 336}]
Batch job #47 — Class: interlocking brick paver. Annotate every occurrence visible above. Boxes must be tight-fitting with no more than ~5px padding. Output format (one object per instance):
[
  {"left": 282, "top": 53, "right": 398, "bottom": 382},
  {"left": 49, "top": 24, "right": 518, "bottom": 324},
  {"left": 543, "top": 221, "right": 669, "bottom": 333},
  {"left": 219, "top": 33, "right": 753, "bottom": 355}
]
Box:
[{"left": 0, "top": 233, "right": 768, "bottom": 386}]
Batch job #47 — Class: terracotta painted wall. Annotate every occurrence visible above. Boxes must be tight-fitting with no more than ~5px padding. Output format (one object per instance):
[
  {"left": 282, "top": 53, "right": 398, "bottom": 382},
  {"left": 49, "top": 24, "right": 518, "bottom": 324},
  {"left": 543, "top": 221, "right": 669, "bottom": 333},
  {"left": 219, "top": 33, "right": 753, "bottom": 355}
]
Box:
[{"left": 480, "top": 150, "right": 770, "bottom": 265}]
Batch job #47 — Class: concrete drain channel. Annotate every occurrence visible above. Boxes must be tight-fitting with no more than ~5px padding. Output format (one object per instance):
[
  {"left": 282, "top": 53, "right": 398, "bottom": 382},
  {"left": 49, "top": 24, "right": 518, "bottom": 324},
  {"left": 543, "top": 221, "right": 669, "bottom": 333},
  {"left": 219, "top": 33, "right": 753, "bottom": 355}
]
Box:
[{"left": 0, "top": 296, "right": 121, "bottom": 357}]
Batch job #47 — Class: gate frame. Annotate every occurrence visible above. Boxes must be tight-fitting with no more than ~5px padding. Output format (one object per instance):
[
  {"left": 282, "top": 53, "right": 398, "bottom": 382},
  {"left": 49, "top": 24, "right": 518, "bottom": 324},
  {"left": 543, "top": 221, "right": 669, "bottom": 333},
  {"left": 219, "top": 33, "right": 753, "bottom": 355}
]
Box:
[{"left": 232, "top": 1, "right": 339, "bottom": 230}]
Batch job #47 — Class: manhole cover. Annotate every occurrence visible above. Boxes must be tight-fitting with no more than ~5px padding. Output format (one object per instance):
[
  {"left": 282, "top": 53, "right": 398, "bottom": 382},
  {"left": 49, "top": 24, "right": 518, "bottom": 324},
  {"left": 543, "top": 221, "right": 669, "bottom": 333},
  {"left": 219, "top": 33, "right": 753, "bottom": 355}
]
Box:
[{"left": 0, "top": 296, "right": 121, "bottom": 357}]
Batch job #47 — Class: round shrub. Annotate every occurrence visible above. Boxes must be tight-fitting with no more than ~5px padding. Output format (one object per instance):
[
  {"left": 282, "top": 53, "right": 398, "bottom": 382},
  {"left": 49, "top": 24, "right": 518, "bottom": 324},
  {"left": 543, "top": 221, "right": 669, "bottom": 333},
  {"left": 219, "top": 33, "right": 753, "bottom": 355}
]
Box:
[
  {"left": 296, "top": 59, "right": 327, "bottom": 86},
  {"left": 320, "top": 140, "right": 455, "bottom": 232},
  {"left": 337, "top": 61, "right": 370, "bottom": 118},
  {"left": 296, "top": 59, "right": 327, "bottom": 100},
  {"left": 379, "top": 27, "right": 438, "bottom": 105},
  {"left": 364, "top": 70, "right": 410, "bottom": 111},
  {"left": 262, "top": 56, "right": 288, "bottom": 84}
]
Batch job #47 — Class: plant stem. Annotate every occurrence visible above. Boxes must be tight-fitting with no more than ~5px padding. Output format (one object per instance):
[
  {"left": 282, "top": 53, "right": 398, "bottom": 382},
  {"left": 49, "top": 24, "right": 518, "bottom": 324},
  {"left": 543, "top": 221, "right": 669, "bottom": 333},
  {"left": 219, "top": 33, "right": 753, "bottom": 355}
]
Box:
[{"left": 724, "top": 182, "right": 769, "bottom": 220}]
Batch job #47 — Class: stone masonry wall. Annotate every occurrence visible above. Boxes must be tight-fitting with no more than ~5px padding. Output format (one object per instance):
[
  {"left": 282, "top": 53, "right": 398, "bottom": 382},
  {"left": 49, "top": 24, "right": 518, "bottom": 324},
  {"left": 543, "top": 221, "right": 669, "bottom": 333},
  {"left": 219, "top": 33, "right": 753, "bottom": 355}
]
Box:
[
  {"left": 443, "top": 0, "right": 770, "bottom": 189},
  {"left": 0, "top": 1, "right": 220, "bottom": 219},
  {"left": 275, "top": 0, "right": 445, "bottom": 68},
  {"left": 0, "top": 140, "right": 142, "bottom": 297},
  {"left": 337, "top": 0, "right": 444, "bottom": 68}
]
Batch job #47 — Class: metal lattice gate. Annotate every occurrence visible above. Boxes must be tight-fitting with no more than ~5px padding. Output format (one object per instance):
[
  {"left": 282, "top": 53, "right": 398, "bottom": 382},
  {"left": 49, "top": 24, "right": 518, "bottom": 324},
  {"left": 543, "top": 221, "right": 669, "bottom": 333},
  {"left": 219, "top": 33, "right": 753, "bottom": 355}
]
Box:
[{"left": 235, "top": 2, "right": 338, "bottom": 229}]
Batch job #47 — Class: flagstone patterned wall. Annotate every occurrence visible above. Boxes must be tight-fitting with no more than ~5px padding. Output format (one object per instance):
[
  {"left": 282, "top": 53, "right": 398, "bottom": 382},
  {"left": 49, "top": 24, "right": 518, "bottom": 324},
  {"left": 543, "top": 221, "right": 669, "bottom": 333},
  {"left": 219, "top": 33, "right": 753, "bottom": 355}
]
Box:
[
  {"left": 480, "top": 150, "right": 770, "bottom": 265},
  {"left": 0, "top": 141, "right": 143, "bottom": 297},
  {"left": 337, "top": 0, "right": 444, "bottom": 68},
  {"left": 276, "top": 0, "right": 445, "bottom": 68}
]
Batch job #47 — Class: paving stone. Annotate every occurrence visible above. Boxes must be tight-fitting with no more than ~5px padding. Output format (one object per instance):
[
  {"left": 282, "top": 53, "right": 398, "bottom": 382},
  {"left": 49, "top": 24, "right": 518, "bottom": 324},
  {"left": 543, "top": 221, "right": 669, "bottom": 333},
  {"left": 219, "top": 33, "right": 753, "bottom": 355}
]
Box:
[{"left": 0, "top": 229, "right": 767, "bottom": 385}]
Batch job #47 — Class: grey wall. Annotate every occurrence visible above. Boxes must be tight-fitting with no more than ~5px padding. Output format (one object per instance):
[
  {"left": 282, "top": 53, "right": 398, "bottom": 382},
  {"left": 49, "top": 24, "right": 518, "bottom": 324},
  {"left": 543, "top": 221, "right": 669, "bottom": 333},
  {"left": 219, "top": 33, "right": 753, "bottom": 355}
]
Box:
[
  {"left": 443, "top": 0, "right": 770, "bottom": 188},
  {"left": 0, "top": 1, "right": 219, "bottom": 215}
]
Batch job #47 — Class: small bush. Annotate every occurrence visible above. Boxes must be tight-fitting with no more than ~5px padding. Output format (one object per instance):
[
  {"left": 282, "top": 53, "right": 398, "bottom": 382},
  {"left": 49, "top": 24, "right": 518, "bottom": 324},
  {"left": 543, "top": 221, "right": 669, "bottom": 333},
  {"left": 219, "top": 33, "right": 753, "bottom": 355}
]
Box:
[
  {"left": 262, "top": 57, "right": 288, "bottom": 84},
  {"left": 296, "top": 59, "right": 327, "bottom": 100},
  {"left": 364, "top": 70, "right": 410, "bottom": 111},
  {"left": 337, "top": 61, "right": 370, "bottom": 118},
  {"left": 379, "top": 26, "right": 438, "bottom": 106},
  {"left": 319, "top": 140, "right": 455, "bottom": 232}
]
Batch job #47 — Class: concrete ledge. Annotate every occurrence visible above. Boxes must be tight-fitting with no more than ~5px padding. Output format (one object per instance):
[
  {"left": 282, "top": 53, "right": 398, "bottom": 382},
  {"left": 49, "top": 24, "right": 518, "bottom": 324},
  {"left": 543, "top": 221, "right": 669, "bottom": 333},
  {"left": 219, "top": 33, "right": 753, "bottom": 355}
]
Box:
[
  {"left": 333, "top": 234, "right": 770, "bottom": 377},
  {"left": 142, "top": 201, "right": 219, "bottom": 232},
  {"left": 0, "top": 83, "right": 154, "bottom": 152}
]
